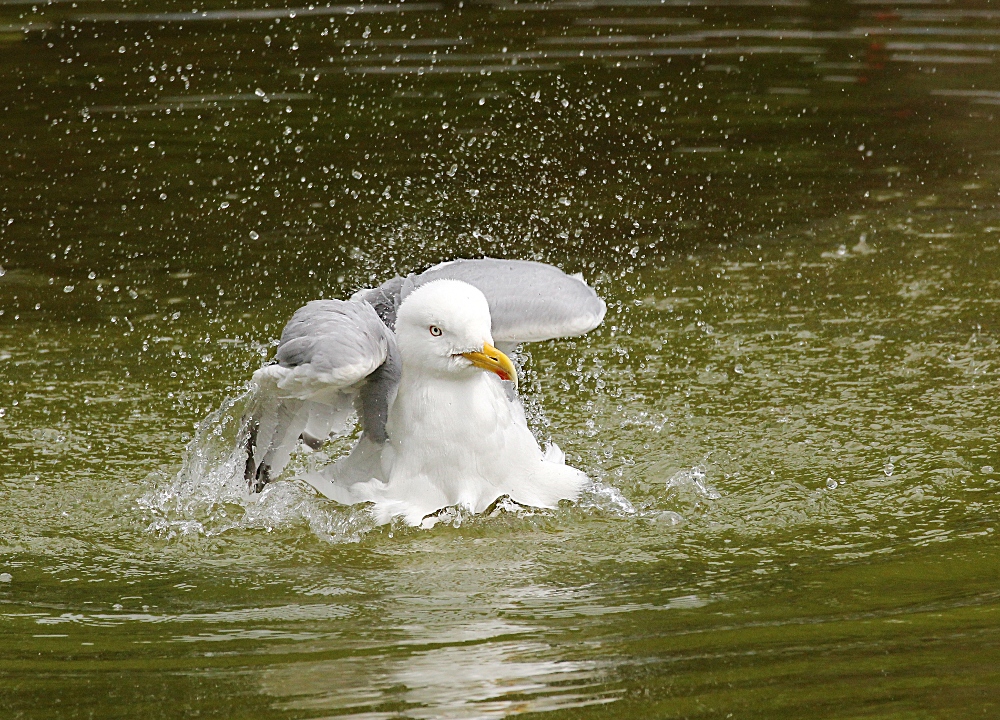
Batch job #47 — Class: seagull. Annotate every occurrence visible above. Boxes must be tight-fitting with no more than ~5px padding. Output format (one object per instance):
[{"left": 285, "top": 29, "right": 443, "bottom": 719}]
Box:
[{"left": 243, "top": 258, "right": 606, "bottom": 526}]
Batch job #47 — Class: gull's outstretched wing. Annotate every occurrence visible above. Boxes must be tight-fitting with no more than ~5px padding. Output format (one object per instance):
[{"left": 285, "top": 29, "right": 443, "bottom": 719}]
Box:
[
  {"left": 355, "top": 258, "right": 606, "bottom": 345},
  {"left": 417, "top": 258, "right": 606, "bottom": 344},
  {"left": 245, "top": 299, "right": 398, "bottom": 491}
]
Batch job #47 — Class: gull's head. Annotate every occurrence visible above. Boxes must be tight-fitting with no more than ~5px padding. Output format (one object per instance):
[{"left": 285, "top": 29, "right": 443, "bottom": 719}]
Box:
[{"left": 395, "top": 279, "right": 516, "bottom": 387}]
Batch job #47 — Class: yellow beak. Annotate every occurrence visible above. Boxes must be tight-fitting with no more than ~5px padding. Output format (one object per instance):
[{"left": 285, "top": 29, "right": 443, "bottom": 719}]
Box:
[{"left": 461, "top": 343, "right": 518, "bottom": 389}]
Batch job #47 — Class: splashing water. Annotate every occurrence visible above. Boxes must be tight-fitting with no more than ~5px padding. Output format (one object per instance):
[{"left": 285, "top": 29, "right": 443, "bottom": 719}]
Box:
[
  {"left": 663, "top": 464, "right": 722, "bottom": 501},
  {"left": 137, "top": 391, "right": 377, "bottom": 543},
  {"left": 137, "top": 393, "right": 620, "bottom": 541}
]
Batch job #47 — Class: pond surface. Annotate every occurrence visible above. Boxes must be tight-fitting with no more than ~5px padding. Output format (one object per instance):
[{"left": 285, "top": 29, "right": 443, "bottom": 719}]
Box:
[{"left": 2, "top": 0, "right": 1000, "bottom": 717}]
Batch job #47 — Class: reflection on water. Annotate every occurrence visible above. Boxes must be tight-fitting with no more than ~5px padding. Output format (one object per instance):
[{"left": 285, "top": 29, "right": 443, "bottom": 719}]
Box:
[
  {"left": 266, "top": 628, "right": 612, "bottom": 719},
  {"left": 3, "top": 0, "right": 1000, "bottom": 717}
]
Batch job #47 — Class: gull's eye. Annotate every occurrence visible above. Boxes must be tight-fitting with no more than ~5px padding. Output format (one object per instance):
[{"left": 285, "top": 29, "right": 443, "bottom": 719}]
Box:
[{"left": 429, "top": 325, "right": 443, "bottom": 337}]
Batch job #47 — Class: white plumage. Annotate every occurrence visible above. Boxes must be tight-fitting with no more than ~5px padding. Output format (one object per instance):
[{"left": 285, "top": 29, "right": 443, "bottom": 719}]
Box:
[
  {"left": 243, "top": 258, "right": 606, "bottom": 527},
  {"left": 303, "top": 280, "right": 587, "bottom": 525}
]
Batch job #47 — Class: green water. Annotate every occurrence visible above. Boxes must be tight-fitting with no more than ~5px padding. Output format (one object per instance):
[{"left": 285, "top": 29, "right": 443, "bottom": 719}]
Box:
[{"left": 3, "top": 0, "right": 1000, "bottom": 717}]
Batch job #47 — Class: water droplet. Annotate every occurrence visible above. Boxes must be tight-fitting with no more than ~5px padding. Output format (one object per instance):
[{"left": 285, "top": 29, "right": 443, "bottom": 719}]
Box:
[
  {"left": 220, "top": 201, "right": 230, "bottom": 209},
  {"left": 883, "top": 462, "right": 894, "bottom": 477},
  {"left": 734, "top": 363, "right": 744, "bottom": 374},
  {"left": 87, "top": 271, "right": 96, "bottom": 279},
  {"left": 63, "top": 285, "right": 74, "bottom": 293},
  {"left": 254, "top": 88, "right": 265, "bottom": 97},
  {"left": 982, "top": 466, "right": 995, "bottom": 474},
  {"left": 0, "top": 573, "right": 11, "bottom": 583},
  {"left": 352, "top": 170, "right": 362, "bottom": 180},
  {"left": 249, "top": 231, "right": 259, "bottom": 240},
  {"left": 148, "top": 75, "right": 156, "bottom": 83},
  {"left": 826, "top": 478, "right": 838, "bottom": 489},
  {"left": 148, "top": 141, "right": 156, "bottom": 148},
  {"left": 0, "top": 265, "right": 5, "bottom": 277},
  {"left": 653, "top": 511, "right": 685, "bottom": 526}
]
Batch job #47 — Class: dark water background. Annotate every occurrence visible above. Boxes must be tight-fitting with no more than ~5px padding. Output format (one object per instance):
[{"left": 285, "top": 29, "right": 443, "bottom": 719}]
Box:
[{"left": 2, "top": 0, "right": 1000, "bottom": 717}]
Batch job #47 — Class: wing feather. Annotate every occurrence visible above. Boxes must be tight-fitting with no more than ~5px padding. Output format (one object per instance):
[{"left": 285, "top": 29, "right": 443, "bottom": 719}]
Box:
[
  {"left": 357, "top": 258, "right": 606, "bottom": 343},
  {"left": 244, "top": 299, "right": 396, "bottom": 490},
  {"left": 420, "top": 258, "right": 606, "bottom": 343}
]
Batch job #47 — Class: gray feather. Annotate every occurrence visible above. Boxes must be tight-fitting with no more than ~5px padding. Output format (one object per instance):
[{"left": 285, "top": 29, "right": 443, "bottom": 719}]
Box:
[
  {"left": 276, "top": 299, "right": 390, "bottom": 378},
  {"left": 363, "top": 258, "right": 606, "bottom": 344},
  {"left": 353, "top": 275, "right": 406, "bottom": 330},
  {"left": 245, "top": 298, "right": 397, "bottom": 490},
  {"left": 355, "top": 340, "right": 400, "bottom": 444}
]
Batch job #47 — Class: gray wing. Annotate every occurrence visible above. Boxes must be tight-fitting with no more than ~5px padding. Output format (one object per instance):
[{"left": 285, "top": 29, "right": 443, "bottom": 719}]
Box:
[
  {"left": 245, "top": 299, "right": 399, "bottom": 491},
  {"left": 354, "top": 258, "right": 606, "bottom": 344}
]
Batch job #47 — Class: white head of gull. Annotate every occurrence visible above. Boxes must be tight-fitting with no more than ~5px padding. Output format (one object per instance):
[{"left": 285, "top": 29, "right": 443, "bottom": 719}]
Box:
[
  {"left": 394, "top": 279, "right": 515, "bottom": 388},
  {"left": 243, "top": 258, "right": 605, "bottom": 527}
]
